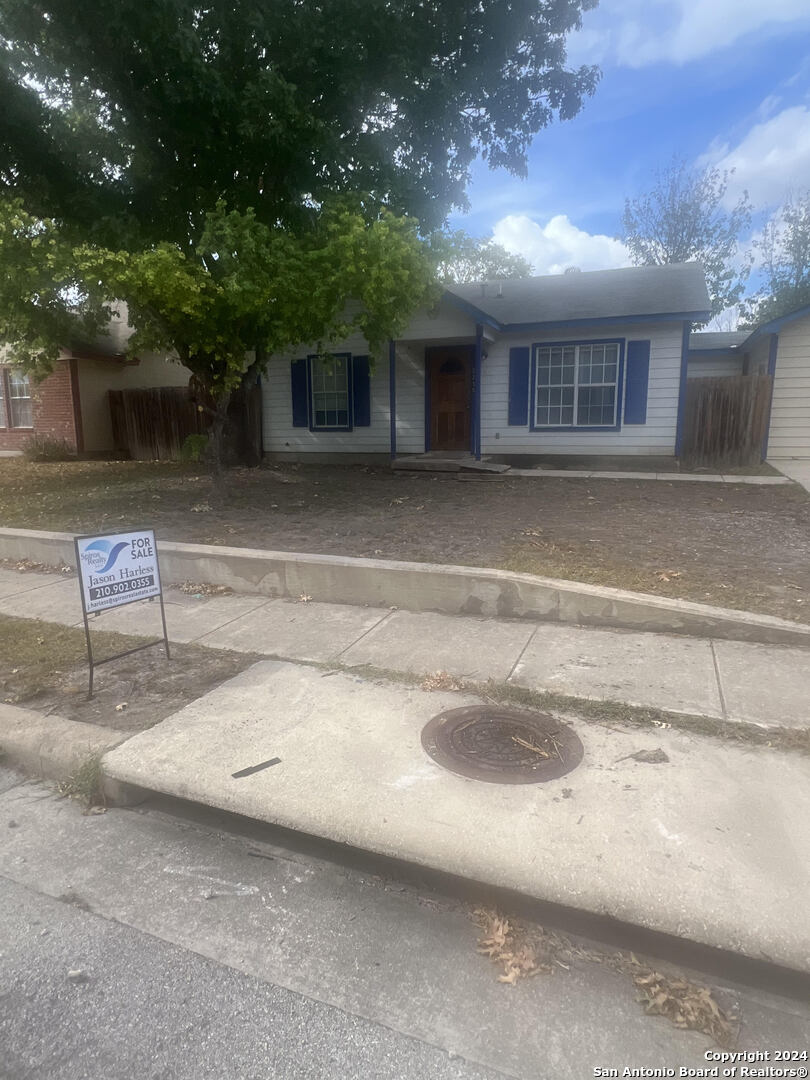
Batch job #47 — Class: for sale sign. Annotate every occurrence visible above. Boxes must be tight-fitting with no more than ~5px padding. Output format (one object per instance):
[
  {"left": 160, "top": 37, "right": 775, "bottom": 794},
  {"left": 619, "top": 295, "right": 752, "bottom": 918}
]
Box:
[{"left": 75, "top": 529, "right": 162, "bottom": 614}]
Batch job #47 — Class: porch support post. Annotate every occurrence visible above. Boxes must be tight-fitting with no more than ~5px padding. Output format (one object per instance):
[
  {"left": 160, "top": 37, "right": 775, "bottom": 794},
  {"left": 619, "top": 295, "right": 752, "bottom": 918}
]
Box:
[
  {"left": 388, "top": 339, "right": 397, "bottom": 460},
  {"left": 473, "top": 323, "right": 483, "bottom": 460},
  {"left": 761, "top": 332, "right": 779, "bottom": 461},
  {"left": 674, "top": 320, "right": 691, "bottom": 459}
]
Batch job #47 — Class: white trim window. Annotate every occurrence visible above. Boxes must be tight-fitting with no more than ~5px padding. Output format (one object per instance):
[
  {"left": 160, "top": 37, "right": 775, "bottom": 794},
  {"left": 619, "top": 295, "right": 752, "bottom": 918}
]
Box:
[
  {"left": 7, "top": 369, "right": 32, "bottom": 428},
  {"left": 534, "top": 342, "right": 620, "bottom": 428},
  {"left": 309, "top": 354, "right": 350, "bottom": 430}
]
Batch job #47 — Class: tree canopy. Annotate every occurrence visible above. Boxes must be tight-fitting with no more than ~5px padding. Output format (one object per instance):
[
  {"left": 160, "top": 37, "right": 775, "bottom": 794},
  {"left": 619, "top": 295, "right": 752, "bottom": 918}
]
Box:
[
  {"left": 0, "top": 0, "right": 599, "bottom": 469},
  {"left": 742, "top": 191, "right": 810, "bottom": 327},
  {"left": 431, "top": 228, "right": 533, "bottom": 283},
  {"left": 621, "top": 160, "right": 752, "bottom": 322},
  {"left": 0, "top": 197, "right": 435, "bottom": 385},
  {"left": 0, "top": 0, "right": 599, "bottom": 248}
]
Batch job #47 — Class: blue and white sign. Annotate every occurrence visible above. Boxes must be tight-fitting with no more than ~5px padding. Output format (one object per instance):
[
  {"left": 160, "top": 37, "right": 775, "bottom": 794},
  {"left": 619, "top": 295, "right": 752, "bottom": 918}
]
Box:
[{"left": 76, "top": 529, "right": 162, "bottom": 613}]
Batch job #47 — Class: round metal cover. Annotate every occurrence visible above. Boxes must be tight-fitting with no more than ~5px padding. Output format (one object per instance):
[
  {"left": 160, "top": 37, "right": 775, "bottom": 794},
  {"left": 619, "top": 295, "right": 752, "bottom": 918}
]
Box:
[{"left": 421, "top": 705, "right": 583, "bottom": 784}]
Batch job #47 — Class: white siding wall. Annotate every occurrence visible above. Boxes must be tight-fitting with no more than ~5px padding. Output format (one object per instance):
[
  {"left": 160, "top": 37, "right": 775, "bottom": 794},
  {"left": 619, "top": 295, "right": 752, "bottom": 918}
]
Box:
[
  {"left": 397, "top": 298, "right": 477, "bottom": 341},
  {"left": 480, "top": 323, "right": 684, "bottom": 457},
  {"left": 768, "top": 316, "right": 810, "bottom": 459},
  {"left": 263, "top": 331, "right": 386, "bottom": 454},
  {"left": 262, "top": 334, "right": 428, "bottom": 455},
  {"left": 392, "top": 342, "right": 426, "bottom": 454},
  {"left": 261, "top": 303, "right": 476, "bottom": 455},
  {"left": 687, "top": 353, "right": 744, "bottom": 379}
]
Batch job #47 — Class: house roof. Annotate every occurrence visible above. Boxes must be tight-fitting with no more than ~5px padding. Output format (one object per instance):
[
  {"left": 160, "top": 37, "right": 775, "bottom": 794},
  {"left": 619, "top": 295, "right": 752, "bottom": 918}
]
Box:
[
  {"left": 737, "top": 301, "right": 810, "bottom": 346},
  {"left": 688, "top": 331, "right": 749, "bottom": 352},
  {"left": 445, "top": 262, "right": 711, "bottom": 331}
]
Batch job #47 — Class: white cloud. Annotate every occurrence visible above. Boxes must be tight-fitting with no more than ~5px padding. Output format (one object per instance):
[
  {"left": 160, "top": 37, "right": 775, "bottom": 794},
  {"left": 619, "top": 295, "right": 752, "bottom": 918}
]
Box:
[
  {"left": 568, "top": 0, "right": 810, "bottom": 68},
  {"left": 700, "top": 106, "right": 810, "bottom": 209},
  {"left": 492, "top": 214, "right": 631, "bottom": 276}
]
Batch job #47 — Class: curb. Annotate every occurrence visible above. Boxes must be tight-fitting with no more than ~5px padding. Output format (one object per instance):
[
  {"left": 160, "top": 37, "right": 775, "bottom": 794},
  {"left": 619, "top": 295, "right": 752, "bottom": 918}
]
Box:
[
  {"left": 0, "top": 702, "right": 129, "bottom": 784},
  {"left": 1, "top": 526, "right": 809, "bottom": 647}
]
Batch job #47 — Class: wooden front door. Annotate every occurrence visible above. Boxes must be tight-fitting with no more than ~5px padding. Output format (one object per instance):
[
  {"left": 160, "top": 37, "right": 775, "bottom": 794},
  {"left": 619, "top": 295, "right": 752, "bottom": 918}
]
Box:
[{"left": 428, "top": 347, "right": 473, "bottom": 451}]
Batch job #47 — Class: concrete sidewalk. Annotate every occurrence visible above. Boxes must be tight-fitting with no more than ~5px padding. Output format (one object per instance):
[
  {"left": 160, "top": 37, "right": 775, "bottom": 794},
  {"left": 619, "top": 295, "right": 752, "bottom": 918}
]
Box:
[
  {"left": 103, "top": 659, "right": 810, "bottom": 974},
  {"left": 4, "top": 563, "right": 810, "bottom": 972},
  {"left": 774, "top": 459, "right": 810, "bottom": 494},
  {"left": 0, "top": 565, "right": 808, "bottom": 730}
]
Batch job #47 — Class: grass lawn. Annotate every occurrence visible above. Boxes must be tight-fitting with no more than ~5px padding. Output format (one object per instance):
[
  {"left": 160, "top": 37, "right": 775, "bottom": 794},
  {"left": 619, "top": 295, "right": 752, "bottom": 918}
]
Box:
[
  {"left": 0, "top": 613, "right": 258, "bottom": 731},
  {"left": 1, "top": 458, "right": 809, "bottom": 621}
]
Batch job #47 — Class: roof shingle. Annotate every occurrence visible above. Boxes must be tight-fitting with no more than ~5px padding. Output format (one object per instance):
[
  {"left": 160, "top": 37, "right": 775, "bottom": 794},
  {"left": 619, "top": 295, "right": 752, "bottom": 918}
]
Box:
[{"left": 446, "top": 262, "right": 711, "bottom": 327}]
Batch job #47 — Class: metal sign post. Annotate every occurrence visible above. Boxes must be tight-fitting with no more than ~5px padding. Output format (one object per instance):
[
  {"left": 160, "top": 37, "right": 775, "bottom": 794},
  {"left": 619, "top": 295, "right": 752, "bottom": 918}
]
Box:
[{"left": 74, "top": 528, "right": 170, "bottom": 697}]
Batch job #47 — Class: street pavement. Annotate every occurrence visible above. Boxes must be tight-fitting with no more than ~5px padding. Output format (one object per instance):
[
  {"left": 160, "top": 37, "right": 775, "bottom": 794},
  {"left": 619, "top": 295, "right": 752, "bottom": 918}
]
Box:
[{"left": 1, "top": 769, "right": 809, "bottom": 1080}]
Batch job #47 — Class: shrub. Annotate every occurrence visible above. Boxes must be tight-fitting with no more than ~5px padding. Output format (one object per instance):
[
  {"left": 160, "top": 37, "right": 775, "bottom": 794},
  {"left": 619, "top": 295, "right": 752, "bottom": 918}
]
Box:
[
  {"left": 21, "top": 436, "right": 75, "bottom": 462},
  {"left": 180, "top": 433, "right": 209, "bottom": 462}
]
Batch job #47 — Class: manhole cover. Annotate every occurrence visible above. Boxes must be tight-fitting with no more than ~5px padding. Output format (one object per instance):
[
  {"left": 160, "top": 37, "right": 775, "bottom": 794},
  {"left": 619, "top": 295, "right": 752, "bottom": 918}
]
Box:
[{"left": 421, "top": 705, "right": 583, "bottom": 784}]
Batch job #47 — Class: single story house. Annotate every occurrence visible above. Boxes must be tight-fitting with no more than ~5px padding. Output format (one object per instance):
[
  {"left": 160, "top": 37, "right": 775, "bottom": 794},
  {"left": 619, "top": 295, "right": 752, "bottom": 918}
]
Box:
[
  {"left": 688, "top": 306, "right": 810, "bottom": 460},
  {"left": 262, "top": 262, "right": 711, "bottom": 463}
]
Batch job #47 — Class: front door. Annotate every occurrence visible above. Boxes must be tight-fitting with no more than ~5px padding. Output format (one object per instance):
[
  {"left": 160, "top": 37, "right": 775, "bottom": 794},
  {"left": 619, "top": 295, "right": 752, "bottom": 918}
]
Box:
[{"left": 428, "top": 347, "right": 473, "bottom": 451}]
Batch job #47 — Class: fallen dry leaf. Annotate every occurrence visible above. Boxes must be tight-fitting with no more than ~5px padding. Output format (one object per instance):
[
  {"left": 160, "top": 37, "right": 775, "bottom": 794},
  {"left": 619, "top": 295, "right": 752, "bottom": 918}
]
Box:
[
  {"left": 420, "top": 670, "right": 463, "bottom": 692},
  {"left": 629, "top": 965, "right": 736, "bottom": 1048},
  {"left": 470, "top": 909, "right": 737, "bottom": 1047},
  {"left": 175, "top": 581, "right": 233, "bottom": 597}
]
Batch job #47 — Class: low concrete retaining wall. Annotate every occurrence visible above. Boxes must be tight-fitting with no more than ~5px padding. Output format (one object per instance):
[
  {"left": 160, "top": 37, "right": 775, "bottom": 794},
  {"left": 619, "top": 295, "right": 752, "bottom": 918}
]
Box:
[{"left": 2, "top": 526, "right": 809, "bottom": 646}]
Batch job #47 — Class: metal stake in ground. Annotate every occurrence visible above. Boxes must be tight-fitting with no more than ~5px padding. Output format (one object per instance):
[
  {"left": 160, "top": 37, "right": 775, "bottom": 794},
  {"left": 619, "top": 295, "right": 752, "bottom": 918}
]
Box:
[{"left": 74, "top": 528, "right": 171, "bottom": 698}]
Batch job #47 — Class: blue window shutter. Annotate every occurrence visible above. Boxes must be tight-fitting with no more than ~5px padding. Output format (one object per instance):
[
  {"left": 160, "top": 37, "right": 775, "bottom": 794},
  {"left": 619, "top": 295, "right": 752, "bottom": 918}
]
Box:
[
  {"left": 624, "top": 340, "right": 650, "bottom": 424},
  {"left": 508, "top": 347, "right": 531, "bottom": 425},
  {"left": 352, "top": 355, "right": 371, "bottom": 426},
  {"left": 291, "top": 359, "right": 309, "bottom": 427}
]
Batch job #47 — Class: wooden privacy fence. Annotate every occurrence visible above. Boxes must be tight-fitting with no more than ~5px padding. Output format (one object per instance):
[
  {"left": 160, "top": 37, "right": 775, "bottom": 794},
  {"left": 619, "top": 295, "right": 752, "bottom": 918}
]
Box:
[
  {"left": 109, "top": 384, "right": 262, "bottom": 462},
  {"left": 109, "top": 386, "right": 206, "bottom": 460},
  {"left": 680, "top": 375, "right": 772, "bottom": 470}
]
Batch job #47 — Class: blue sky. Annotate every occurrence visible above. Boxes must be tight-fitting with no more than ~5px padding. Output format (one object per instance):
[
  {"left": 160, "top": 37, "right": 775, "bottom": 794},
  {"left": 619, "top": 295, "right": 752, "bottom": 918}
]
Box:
[{"left": 449, "top": 0, "right": 810, "bottom": 284}]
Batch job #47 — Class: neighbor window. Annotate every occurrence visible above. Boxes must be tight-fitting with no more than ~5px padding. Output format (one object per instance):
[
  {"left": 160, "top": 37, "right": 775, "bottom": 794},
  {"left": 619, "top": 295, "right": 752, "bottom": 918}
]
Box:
[
  {"left": 7, "top": 369, "right": 32, "bottom": 428},
  {"left": 534, "top": 341, "right": 621, "bottom": 428},
  {"left": 309, "top": 353, "right": 350, "bottom": 430}
]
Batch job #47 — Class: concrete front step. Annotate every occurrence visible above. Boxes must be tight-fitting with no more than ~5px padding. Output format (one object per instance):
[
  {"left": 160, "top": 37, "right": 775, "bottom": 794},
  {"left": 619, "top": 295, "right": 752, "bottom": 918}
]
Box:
[{"left": 102, "top": 660, "right": 810, "bottom": 975}]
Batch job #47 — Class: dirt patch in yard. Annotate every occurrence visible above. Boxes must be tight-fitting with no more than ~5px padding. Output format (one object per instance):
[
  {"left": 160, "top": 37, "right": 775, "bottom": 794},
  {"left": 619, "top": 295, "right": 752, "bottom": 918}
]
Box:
[
  {"left": 0, "top": 614, "right": 258, "bottom": 732},
  {"left": 1, "top": 458, "right": 809, "bottom": 620}
]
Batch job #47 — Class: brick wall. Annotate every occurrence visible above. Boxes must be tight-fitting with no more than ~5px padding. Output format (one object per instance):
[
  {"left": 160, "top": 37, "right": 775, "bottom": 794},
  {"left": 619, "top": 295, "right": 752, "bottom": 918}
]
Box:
[{"left": 0, "top": 359, "right": 79, "bottom": 454}]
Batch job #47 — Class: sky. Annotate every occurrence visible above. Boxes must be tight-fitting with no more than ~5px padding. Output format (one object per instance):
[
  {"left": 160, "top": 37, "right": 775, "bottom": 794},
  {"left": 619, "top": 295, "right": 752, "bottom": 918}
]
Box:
[{"left": 448, "top": 0, "right": 810, "bottom": 289}]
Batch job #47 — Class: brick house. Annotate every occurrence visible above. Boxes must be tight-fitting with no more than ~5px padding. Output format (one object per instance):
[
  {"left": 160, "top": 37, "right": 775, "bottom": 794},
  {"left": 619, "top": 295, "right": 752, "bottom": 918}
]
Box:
[
  {"left": 0, "top": 346, "right": 190, "bottom": 457},
  {"left": 0, "top": 357, "right": 80, "bottom": 455}
]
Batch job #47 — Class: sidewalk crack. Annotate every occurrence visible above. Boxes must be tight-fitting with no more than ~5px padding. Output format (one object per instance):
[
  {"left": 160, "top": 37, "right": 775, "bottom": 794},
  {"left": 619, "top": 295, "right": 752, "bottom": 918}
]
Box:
[
  {"left": 506, "top": 625, "right": 538, "bottom": 682},
  {"left": 188, "top": 597, "right": 273, "bottom": 645},
  {"left": 335, "top": 608, "right": 395, "bottom": 658},
  {"left": 710, "top": 640, "right": 728, "bottom": 719}
]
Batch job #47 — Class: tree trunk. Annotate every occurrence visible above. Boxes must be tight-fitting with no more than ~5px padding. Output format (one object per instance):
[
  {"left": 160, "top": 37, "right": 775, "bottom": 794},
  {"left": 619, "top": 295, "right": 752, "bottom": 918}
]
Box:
[{"left": 207, "top": 390, "right": 232, "bottom": 502}]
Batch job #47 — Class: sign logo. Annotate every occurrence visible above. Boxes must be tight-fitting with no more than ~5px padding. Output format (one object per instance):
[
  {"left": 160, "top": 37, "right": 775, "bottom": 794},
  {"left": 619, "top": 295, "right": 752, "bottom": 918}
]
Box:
[
  {"left": 80, "top": 539, "right": 129, "bottom": 574},
  {"left": 75, "top": 529, "right": 162, "bottom": 615}
]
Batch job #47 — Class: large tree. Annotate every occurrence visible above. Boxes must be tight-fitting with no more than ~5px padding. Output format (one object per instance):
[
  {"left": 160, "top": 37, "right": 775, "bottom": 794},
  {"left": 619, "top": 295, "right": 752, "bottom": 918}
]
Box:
[
  {"left": 742, "top": 191, "right": 810, "bottom": 326},
  {"left": 0, "top": 196, "right": 435, "bottom": 475},
  {"left": 0, "top": 0, "right": 598, "bottom": 468},
  {"left": 431, "top": 228, "right": 533, "bottom": 283},
  {"left": 621, "top": 160, "right": 752, "bottom": 322},
  {"left": 0, "top": 0, "right": 599, "bottom": 247}
]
